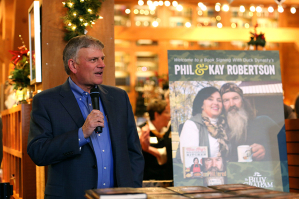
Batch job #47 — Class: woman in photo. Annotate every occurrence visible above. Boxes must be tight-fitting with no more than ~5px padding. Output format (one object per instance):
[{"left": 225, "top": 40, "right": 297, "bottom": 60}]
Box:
[
  {"left": 190, "top": 157, "right": 202, "bottom": 174},
  {"left": 179, "top": 86, "right": 229, "bottom": 160}
]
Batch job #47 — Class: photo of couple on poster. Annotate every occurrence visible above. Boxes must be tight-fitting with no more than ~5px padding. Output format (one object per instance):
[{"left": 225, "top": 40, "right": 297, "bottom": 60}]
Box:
[{"left": 171, "top": 81, "right": 283, "bottom": 185}]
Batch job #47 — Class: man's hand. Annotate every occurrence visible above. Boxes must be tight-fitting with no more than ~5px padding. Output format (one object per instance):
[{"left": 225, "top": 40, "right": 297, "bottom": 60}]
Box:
[
  {"left": 251, "top": 143, "right": 265, "bottom": 160},
  {"left": 139, "top": 124, "right": 150, "bottom": 152},
  {"left": 82, "top": 110, "right": 104, "bottom": 138}
]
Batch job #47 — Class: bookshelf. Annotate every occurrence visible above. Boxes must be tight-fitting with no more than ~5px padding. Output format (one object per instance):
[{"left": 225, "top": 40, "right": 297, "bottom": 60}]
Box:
[{"left": 1, "top": 104, "right": 36, "bottom": 199}]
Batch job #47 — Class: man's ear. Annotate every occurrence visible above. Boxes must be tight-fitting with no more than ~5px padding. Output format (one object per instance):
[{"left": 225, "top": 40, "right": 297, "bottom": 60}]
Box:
[{"left": 68, "top": 59, "right": 77, "bottom": 74}]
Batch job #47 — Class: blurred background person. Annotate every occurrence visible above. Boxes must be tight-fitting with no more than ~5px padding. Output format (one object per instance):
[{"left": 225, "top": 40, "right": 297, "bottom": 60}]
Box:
[
  {"left": 139, "top": 99, "right": 173, "bottom": 180},
  {"left": 295, "top": 95, "right": 299, "bottom": 119},
  {"left": 284, "top": 103, "right": 296, "bottom": 119}
]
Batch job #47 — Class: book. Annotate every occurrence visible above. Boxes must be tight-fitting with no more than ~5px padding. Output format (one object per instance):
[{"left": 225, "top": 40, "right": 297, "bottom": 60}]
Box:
[
  {"left": 182, "top": 146, "right": 208, "bottom": 178},
  {"left": 135, "top": 187, "right": 175, "bottom": 195},
  {"left": 147, "top": 194, "right": 190, "bottom": 199},
  {"left": 167, "top": 186, "right": 217, "bottom": 194},
  {"left": 201, "top": 157, "right": 227, "bottom": 186},
  {"left": 184, "top": 192, "right": 236, "bottom": 198},
  {"left": 256, "top": 192, "right": 299, "bottom": 198},
  {"left": 208, "top": 183, "right": 257, "bottom": 192},
  {"left": 231, "top": 188, "right": 280, "bottom": 196},
  {"left": 84, "top": 188, "right": 147, "bottom": 199}
]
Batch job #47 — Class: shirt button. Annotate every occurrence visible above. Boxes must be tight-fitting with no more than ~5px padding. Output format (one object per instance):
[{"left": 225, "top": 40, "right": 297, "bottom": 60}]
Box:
[
  {"left": 98, "top": 134, "right": 101, "bottom": 136},
  {"left": 79, "top": 98, "right": 81, "bottom": 100},
  {"left": 104, "top": 167, "right": 106, "bottom": 169},
  {"left": 103, "top": 183, "right": 105, "bottom": 186},
  {"left": 102, "top": 150, "right": 105, "bottom": 152},
  {"left": 89, "top": 104, "right": 91, "bottom": 106},
  {"left": 78, "top": 138, "right": 80, "bottom": 141}
]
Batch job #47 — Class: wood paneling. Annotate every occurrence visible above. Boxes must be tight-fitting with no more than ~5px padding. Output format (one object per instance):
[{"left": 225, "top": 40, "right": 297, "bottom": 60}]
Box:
[
  {"left": 286, "top": 119, "right": 299, "bottom": 192},
  {"left": 42, "top": 0, "right": 115, "bottom": 91}
]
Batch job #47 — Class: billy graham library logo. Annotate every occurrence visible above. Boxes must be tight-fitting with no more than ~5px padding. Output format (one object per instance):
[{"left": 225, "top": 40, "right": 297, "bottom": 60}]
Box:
[
  {"left": 173, "top": 57, "right": 276, "bottom": 76},
  {"left": 243, "top": 172, "right": 274, "bottom": 188}
]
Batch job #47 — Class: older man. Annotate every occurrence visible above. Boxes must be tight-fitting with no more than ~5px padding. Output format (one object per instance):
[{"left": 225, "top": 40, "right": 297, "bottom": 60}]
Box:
[
  {"left": 220, "top": 83, "right": 279, "bottom": 162},
  {"left": 27, "top": 35, "right": 144, "bottom": 199}
]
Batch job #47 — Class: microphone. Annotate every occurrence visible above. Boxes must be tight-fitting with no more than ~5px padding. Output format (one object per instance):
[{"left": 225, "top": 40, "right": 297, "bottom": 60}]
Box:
[{"left": 90, "top": 85, "right": 102, "bottom": 133}]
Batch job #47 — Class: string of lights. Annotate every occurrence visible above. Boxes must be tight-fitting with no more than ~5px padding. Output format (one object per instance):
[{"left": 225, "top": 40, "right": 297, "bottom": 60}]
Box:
[
  {"left": 128, "top": 1, "right": 296, "bottom": 28},
  {"left": 62, "top": 0, "right": 104, "bottom": 41},
  {"left": 133, "top": 1, "right": 296, "bottom": 14}
]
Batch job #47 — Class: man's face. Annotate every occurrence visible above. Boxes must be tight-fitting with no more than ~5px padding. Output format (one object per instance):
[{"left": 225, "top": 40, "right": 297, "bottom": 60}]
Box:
[
  {"left": 204, "top": 157, "right": 223, "bottom": 171},
  {"left": 222, "top": 92, "right": 242, "bottom": 113},
  {"left": 70, "top": 47, "right": 105, "bottom": 92}
]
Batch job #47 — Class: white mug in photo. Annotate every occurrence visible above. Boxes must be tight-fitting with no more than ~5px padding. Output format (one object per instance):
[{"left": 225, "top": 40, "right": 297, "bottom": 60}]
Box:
[{"left": 237, "top": 145, "right": 252, "bottom": 162}]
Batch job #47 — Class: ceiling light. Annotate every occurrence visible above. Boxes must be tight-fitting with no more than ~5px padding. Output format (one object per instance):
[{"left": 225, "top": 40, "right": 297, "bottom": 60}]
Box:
[
  {"left": 278, "top": 5, "right": 284, "bottom": 13},
  {"left": 268, "top": 6, "right": 274, "bottom": 13},
  {"left": 250, "top": 6, "right": 255, "bottom": 12},
  {"left": 240, "top": 5, "right": 245, "bottom": 13},
  {"left": 177, "top": 4, "right": 183, "bottom": 11},
  {"left": 222, "top": 4, "right": 229, "bottom": 12}
]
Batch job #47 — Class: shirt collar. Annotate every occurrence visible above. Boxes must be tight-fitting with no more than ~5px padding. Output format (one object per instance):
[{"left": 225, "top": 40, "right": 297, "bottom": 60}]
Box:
[{"left": 68, "top": 77, "right": 89, "bottom": 98}]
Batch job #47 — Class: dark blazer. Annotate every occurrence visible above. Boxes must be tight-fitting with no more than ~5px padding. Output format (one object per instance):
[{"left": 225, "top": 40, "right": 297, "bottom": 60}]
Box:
[{"left": 27, "top": 79, "right": 144, "bottom": 199}]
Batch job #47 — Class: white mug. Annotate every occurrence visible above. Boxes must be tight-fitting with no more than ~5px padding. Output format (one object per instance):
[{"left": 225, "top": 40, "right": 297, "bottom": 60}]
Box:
[{"left": 237, "top": 145, "right": 252, "bottom": 162}]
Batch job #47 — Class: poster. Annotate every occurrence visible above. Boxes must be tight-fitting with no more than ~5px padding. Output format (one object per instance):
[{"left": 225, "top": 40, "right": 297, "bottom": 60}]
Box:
[{"left": 168, "top": 50, "right": 289, "bottom": 192}]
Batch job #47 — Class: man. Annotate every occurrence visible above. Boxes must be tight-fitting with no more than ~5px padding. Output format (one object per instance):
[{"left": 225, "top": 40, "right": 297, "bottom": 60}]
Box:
[
  {"left": 220, "top": 82, "right": 279, "bottom": 162},
  {"left": 202, "top": 156, "right": 226, "bottom": 186},
  {"left": 139, "top": 99, "right": 173, "bottom": 180},
  {"left": 203, "top": 157, "right": 224, "bottom": 172},
  {"left": 27, "top": 35, "right": 144, "bottom": 198}
]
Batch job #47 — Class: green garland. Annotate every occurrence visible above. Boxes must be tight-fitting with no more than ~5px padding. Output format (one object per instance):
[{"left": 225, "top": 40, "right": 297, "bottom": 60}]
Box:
[{"left": 62, "top": 0, "right": 104, "bottom": 41}]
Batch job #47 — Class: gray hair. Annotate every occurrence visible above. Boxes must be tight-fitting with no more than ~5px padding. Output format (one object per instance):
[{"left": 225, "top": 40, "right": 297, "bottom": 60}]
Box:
[{"left": 63, "top": 35, "right": 105, "bottom": 75}]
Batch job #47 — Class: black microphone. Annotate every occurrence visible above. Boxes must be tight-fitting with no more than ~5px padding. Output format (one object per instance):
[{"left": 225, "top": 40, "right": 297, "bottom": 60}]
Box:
[{"left": 90, "top": 85, "right": 102, "bottom": 133}]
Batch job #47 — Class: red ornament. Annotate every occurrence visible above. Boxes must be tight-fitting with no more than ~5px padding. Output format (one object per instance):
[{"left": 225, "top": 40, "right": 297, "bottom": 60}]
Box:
[{"left": 9, "top": 46, "right": 29, "bottom": 65}]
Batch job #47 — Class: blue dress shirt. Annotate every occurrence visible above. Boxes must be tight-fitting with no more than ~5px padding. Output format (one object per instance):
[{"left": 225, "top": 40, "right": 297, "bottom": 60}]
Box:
[{"left": 69, "top": 77, "right": 114, "bottom": 188}]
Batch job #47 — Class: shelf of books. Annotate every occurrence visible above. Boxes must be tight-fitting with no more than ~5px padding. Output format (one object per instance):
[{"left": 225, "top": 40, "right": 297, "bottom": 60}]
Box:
[{"left": 1, "top": 104, "right": 36, "bottom": 199}]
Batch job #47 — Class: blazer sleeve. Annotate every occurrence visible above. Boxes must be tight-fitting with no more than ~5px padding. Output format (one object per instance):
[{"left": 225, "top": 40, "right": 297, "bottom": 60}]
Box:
[
  {"left": 27, "top": 93, "right": 81, "bottom": 166},
  {"left": 124, "top": 91, "right": 145, "bottom": 187}
]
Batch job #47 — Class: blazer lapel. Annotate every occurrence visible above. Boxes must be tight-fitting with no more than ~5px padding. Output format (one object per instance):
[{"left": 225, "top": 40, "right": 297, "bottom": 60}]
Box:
[
  {"left": 59, "top": 80, "right": 85, "bottom": 128},
  {"left": 98, "top": 85, "right": 114, "bottom": 126}
]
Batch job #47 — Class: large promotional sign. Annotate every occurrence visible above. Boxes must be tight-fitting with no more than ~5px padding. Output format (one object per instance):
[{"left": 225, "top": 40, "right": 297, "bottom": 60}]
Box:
[{"left": 168, "top": 50, "right": 289, "bottom": 192}]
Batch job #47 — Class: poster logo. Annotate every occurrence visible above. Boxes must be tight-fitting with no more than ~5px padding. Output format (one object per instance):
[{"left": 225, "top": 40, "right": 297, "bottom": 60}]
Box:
[
  {"left": 195, "top": 64, "right": 209, "bottom": 75},
  {"left": 244, "top": 172, "right": 274, "bottom": 188}
]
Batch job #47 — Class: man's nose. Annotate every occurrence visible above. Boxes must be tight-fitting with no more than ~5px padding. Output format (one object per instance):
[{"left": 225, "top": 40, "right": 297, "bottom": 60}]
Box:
[
  {"left": 229, "top": 99, "right": 235, "bottom": 107},
  {"left": 97, "top": 59, "right": 105, "bottom": 67},
  {"left": 212, "top": 160, "right": 217, "bottom": 167}
]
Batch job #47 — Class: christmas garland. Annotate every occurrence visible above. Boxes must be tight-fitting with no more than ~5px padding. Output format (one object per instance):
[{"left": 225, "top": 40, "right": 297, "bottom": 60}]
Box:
[
  {"left": 62, "top": 0, "right": 104, "bottom": 41},
  {"left": 8, "top": 46, "right": 30, "bottom": 90},
  {"left": 247, "top": 24, "right": 266, "bottom": 50}
]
